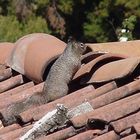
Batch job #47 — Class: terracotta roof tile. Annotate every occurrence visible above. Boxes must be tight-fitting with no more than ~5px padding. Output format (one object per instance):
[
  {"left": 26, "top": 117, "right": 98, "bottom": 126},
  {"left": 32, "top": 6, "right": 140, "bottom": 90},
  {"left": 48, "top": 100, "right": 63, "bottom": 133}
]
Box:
[
  {"left": 20, "top": 81, "right": 116, "bottom": 123},
  {"left": 89, "top": 80, "right": 140, "bottom": 109},
  {"left": 133, "top": 122, "right": 140, "bottom": 135},
  {"left": 0, "top": 124, "right": 21, "bottom": 135},
  {"left": 0, "top": 75, "right": 24, "bottom": 93},
  {"left": 0, "top": 124, "right": 32, "bottom": 140},
  {"left": 110, "top": 111, "right": 140, "bottom": 133},
  {"left": 88, "top": 57, "right": 140, "bottom": 83},
  {"left": 73, "top": 53, "right": 126, "bottom": 81},
  {"left": 38, "top": 126, "right": 76, "bottom": 140},
  {"left": 19, "top": 84, "right": 94, "bottom": 123},
  {"left": 71, "top": 92, "right": 140, "bottom": 128},
  {"left": 0, "top": 68, "right": 12, "bottom": 81},
  {"left": 0, "top": 83, "right": 44, "bottom": 118},
  {"left": 67, "top": 129, "right": 101, "bottom": 140},
  {"left": 120, "top": 133, "right": 137, "bottom": 140},
  {"left": 0, "top": 35, "right": 140, "bottom": 139},
  {"left": 8, "top": 33, "right": 66, "bottom": 82},
  {"left": 81, "top": 51, "right": 105, "bottom": 64},
  {"left": 87, "top": 40, "right": 140, "bottom": 57},
  {"left": 120, "top": 128, "right": 132, "bottom": 137},
  {"left": 91, "top": 131, "right": 120, "bottom": 140},
  {"left": 0, "top": 81, "right": 34, "bottom": 100},
  {"left": 0, "top": 42, "right": 14, "bottom": 65}
]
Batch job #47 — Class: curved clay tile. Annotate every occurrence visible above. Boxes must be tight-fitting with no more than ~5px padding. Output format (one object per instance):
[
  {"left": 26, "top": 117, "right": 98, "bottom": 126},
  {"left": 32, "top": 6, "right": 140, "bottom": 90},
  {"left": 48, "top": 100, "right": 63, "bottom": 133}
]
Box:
[
  {"left": 73, "top": 53, "right": 127, "bottom": 84},
  {"left": 0, "top": 43, "right": 14, "bottom": 65},
  {"left": 87, "top": 40, "right": 140, "bottom": 57},
  {"left": 81, "top": 51, "right": 105, "bottom": 64},
  {"left": 8, "top": 33, "right": 66, "bottom": 82},
  {"left": 88, "top": 57, "right": 140, "bottom": 83}
]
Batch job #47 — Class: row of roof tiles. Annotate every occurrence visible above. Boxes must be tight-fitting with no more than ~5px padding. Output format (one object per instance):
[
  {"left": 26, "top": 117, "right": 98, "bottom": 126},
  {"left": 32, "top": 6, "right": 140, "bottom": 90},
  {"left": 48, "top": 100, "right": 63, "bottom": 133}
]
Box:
[{"left": 0, "top": 33, "right": 140, "bottom": 139}]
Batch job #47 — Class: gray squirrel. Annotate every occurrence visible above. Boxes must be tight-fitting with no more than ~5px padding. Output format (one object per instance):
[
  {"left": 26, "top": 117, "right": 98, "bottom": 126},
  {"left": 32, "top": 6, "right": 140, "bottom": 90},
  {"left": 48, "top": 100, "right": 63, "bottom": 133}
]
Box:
[{"left": 1, "top": 38, "right": 87, "bottom": 126}]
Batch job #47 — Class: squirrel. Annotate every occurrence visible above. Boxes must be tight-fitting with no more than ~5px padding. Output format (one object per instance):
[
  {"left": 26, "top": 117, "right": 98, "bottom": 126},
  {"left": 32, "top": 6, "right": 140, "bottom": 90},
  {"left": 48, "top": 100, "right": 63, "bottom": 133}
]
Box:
[{"left": 1, "top": 38, "right": 87, "bottom": 126}]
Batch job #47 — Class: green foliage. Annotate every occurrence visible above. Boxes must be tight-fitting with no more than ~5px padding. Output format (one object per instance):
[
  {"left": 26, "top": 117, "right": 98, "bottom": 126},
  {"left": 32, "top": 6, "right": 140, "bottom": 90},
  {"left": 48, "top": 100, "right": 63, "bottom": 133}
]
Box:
[
  {"left": 117, "top": 15, "right": 137, "bottom": 41},
  {"left": 0, "top": 15, "right": 22, "bottom": 42},
  {"left": 84, "top": 16, "right": 109, "bottom": 42},
  {"left": 83, "top": 0, "right": 140, "bottom": 42},
  {"left": 58, "top": 0, "right": 74, "bottom": 14},
  {"left": 34, "top": 0, "right": 49, "bottom": 16},
  {"left": 0, "top": 15, "right": 51, "bottom": 42},
  {"left": 122, "top": 15, "right": 137, "bottom": 31},
  {"left": 23, "top": 16, "right": 51, "bottom": 34},
  {"left": 0, "top": 0, "right": 140, "bottom": 42},
  {"left": 34, "top": 0, "right": 49, "bottom": 6},
  {"left": 83, "top": 0, "right": 116, "bottom": 42}
]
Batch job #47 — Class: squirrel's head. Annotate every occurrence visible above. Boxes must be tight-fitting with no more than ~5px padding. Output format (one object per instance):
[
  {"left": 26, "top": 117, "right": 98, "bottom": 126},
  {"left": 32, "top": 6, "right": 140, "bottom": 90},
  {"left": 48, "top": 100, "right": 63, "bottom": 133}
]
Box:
[{"left": 67, "top": 37, "right": 87, "bottom": 55}]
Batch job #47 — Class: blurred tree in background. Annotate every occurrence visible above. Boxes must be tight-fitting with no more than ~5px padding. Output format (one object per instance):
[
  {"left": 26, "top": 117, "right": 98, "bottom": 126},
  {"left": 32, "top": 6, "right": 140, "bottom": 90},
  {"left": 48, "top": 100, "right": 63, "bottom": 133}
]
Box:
[{"left": 0, "top": 0, "right": 140, "bottom": 42}]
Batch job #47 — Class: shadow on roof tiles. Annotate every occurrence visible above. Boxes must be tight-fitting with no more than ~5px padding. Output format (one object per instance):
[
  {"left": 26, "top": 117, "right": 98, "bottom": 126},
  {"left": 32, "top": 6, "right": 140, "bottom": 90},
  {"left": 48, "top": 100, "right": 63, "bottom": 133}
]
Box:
[
  {"left": 73, "top": 53, "right": 126, "bottom": 86},
  {"left": 88, "top": 57, "right": 140, "bottom": 83}
]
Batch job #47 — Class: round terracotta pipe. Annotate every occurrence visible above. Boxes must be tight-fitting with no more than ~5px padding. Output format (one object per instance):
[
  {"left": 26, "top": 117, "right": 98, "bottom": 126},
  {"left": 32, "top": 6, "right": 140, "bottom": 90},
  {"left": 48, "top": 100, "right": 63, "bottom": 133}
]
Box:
[
  {"left": 0, "top": 42, "right": 14, "bottom": 65},
  {"left": 8, "top": 33, "right": 66, "bottom": 82}
]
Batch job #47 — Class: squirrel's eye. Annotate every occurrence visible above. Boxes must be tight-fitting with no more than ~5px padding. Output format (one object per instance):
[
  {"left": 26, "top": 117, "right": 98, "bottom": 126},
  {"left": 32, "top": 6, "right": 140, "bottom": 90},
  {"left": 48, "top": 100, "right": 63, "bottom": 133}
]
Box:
[{"left": 80, "top": 43, "right": 84, "bottom": 48}]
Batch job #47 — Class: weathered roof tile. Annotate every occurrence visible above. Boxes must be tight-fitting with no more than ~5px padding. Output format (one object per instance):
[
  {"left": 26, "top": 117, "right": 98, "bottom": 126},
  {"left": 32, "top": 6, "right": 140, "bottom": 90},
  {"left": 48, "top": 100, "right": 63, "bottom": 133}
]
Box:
[
  {"left": 91, "top": 131, "right": 120, "bottom": 140},
  {"left": 133, "top": 122, "right": 140, "bottom": 135},
  {"left": 87, "top": 40, "right": 140, "bottom": 57},
  {"left": 8, "top": 33, "right": 66, "bottom": 83},
  {"left": 73, "top": 53, "right": 126, "bottom": 82},
  {"left": 67, "top": 129, "right": 101, "bottom": 140},
  {"left": 0, "top": 81, "right": 34, "bottom": 100},
  {"left": 110, "top": 111, "right": 140, "bottom": 133},
  {"left": 120, "top": 133, "right": 137, "bottom": 140},
  {"left": 0, "top": 83, "right": 44, "bottom": 119},
  {"left": 89, "top": 79, "right": 140, "bottom": 109},
  {"left": 20, "top": 81, "right": 116, "bottom": 123},
  {"left": 0, "top": 124, "right": 32, "bottom": 140},
  {"left": 71, "top": 92, "right": 140, "bottom": 128},
  {"left": 0, "top": 43, "right": 14, "bottom": 65},
  {"left": 89, "top": 57, "right": 140, "bottom": 83},
  {"left": 0, "top": 36, "right": 140, "bottom": 139},
  {"left": 0, "top": 68, "right": 12, "bottom": 82},
  {"left": 38, "top": 126, "right": 76, "bottom": 140},
  {"left": 0, "top": 75, "right": 24, "bottom": 93},
  {"left": 0, "top": 124, "right": 21, "bottom": 135}
]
